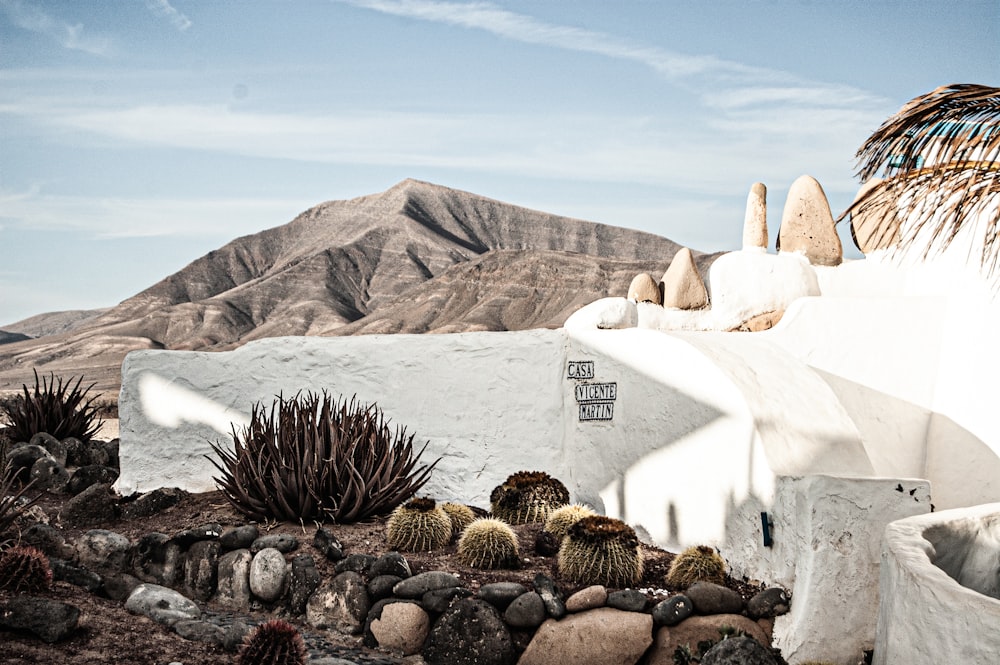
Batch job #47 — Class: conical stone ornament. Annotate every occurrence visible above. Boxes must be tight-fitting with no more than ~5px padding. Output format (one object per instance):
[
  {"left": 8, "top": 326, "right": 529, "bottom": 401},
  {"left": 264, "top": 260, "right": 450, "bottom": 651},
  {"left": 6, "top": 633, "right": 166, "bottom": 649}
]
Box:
[
  {"left": 627, "top": 273, "right": 661, "bottom": 304},
  {"left": 660, "top": 248, "right": 708, "bottom": 310},
  {"left": 742, "top": 182, "right": 768, "bottom": 250},
  {"left": 777, "top": 175, "right": 843, "bottom": 266}
]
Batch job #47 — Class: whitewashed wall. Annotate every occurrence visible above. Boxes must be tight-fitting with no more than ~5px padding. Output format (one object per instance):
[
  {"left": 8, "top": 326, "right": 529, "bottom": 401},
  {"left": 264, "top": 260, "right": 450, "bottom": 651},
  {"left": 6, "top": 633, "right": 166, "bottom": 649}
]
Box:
[{"left": 875, "top": 503, "right": 1000, "bottom": 665}]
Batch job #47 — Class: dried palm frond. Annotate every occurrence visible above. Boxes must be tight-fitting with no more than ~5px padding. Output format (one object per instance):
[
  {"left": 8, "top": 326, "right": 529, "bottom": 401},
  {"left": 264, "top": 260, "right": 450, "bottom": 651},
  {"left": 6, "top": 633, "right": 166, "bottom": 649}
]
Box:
[{"left": 838, "top": 84, "right": 1000, "bottom": 277}]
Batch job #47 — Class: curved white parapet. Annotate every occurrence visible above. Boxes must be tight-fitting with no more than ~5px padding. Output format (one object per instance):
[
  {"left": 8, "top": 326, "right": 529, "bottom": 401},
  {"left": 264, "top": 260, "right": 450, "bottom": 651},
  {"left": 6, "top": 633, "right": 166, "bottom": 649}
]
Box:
[{"left": 875, "top": 503, "right": 1000, "bottom": 664}]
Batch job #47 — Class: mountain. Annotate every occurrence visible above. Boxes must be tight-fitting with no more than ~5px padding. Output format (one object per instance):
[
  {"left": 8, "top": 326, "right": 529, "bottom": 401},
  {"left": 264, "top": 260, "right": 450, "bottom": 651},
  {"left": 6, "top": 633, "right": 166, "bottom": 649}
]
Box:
[
  {"left": 1, "top": 308, "right": 110, "bottom": 339},
  {"left": 0, "top": 179, "right": 712, "bottom": 395},
  {"left": 0, "top": 331, "right": 32, "bottom": 346}
]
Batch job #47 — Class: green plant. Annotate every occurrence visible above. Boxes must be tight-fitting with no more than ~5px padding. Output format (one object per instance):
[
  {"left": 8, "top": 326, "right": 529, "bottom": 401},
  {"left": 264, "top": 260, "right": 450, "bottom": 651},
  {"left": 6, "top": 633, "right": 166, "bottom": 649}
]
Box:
[
  {"left": 441, "top": 501, "right": 477, "bottom": 540},
  {"left": 207, "top": 392, "right": 438, "bottom": 523},
  {"left": 237, "top": 619, "right": 307, "bottom": 665},
  {"left": 543, "top": 503, "right": 597, "bottom": 540},
  {"left": 557, "top": 515, "right": 643, "bottom": 587},
  {"left": 0, "top": 544, "right": 52, "bottom": 593},
  {"left": 0, "top": 462, "right": 40, "bottom": 541},
  {"left": 490, "top": 470, "right": 570, "bottom": 525},
  {"left": 0, "top": 370, "right": 102, "bottom": 443},
  {"left": 666, "top": 545, "right": 727, "bottom": 589},
  {"left": 385, "top": 497, "right": 453, "bottom": 551},
  {"left": 456, "top": 517, "right": 520, "bottom": 569}
]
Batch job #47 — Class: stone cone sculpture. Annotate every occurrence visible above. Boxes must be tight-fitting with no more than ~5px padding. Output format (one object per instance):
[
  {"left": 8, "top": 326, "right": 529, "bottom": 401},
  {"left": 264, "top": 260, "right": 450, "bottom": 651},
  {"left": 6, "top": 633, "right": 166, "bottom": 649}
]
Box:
[
  {"left": 742, "top": 182, "right": 768, "bottom": 250},
  {"left": 777, "top": 175, "right": 843, "bottom": 266},
  {"left": 627, "top": 273, "right": 662, "bottom": 304},
  {"left": 661, "top": 248, "right": 708, "bottom": 310}
]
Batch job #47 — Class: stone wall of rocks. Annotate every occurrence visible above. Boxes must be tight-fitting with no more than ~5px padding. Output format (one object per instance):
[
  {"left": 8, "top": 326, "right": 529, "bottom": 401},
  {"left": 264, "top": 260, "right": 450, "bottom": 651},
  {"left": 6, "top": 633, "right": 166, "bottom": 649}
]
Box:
[{"left": 10, "top": 489, "right": 791, "bottom": 665}]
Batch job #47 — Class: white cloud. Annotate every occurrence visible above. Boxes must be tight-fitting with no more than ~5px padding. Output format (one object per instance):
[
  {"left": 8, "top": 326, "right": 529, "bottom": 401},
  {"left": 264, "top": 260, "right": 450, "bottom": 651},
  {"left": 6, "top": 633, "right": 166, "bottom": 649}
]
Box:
[
  {"left": 0, "top": 95, "right": 880, "bottom": 200},
  {"left": 0, "top": 187, "right": 311, "bottom": 238},
  {"left": 143, "top": 0, "right": 192, "bottom": 32},
  {"left": 0, "top": 0, "right": 112, "bottom": 55},
  {"left": 346, "top": 0, "right": 766, "bottom": 80}
]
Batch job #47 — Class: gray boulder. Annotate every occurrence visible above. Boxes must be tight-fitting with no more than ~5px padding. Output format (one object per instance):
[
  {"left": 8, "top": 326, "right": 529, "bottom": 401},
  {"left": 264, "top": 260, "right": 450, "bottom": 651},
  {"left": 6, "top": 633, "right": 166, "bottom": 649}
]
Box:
[
  {"left": 75, "top": 529, "right": 132, "bottom": 574},
  {"left": 184, "top": 539, "right": 220, "bottom": 601},
  {"left": 249, "top": 547, "right": 287, "bottom": 603},
  {"left": 216, "top": 549, "right": 252, "bottom": 610},
  {"left": 29, "top": 457, "right": 69, "bottom": 492},
  {"left": 125, "top": 583, "right": 201, "bottom": 627},
  {"left": 701, "top": 635, "right": 782, "bottom": 665},
  {"left": 422, "top": 598, "right": 515, "bottom": 665},
  {"left": 0, "top": 596, "right": 79, "bottom": 643},
  {"left": 66, "top": 465, "right": 118, "bottom": 496},
  {"left": 287, "top": 553, "right": 322, "bottom": 615},
  {"left": 307, "top": 571, "right": 371, "bottom": 635}
]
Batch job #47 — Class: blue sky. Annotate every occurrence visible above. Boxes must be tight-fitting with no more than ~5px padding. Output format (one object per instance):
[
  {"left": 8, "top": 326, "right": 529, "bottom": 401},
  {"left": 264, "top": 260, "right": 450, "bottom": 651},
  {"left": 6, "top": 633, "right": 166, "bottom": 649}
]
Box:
[{"left": 1, "top": 0, "right": 997, "bottom": 325}]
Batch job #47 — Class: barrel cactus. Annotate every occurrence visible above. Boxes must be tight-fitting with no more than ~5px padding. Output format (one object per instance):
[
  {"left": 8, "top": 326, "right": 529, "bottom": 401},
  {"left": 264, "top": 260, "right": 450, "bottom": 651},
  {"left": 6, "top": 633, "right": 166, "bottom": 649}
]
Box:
[
  {"left": 490, "top": 470, "right": 569, "bottom": 525},
  {"left": 441, "top": 501, "right": 477, "bottom": 541},
  {"left": 557, "top": 515, "right": 643, "bottom": 587},
  {"left": 666, "top": 545, "right": 727, "bottom": 588},
  {"left": 237, "top": 619, "right": 307, "bottom": 665},
  {"left": 385, "top": 497, "right": 452, "bottom": 552},
  {"left": 543, "top": 503, "right": 598, "bottom": 540},
  {"left": 456, "top": 517, "right": 521, "bottom": 569},
  {"left": 0, "top": 545, "right": 52, "bottom": 593}
]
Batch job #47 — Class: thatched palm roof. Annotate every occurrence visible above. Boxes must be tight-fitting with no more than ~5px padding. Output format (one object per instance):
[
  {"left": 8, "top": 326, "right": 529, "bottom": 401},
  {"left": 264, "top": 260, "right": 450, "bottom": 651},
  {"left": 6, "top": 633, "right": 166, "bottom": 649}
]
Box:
[{"left": 839, "top": 84, "right": 1000, "bottom": 276}]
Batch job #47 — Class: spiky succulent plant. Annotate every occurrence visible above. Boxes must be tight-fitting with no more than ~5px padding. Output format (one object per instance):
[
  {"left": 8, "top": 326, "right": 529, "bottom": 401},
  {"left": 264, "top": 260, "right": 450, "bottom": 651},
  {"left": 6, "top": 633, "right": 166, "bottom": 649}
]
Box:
[
  {"left": 385, "top": 497, "right": 453, "bottom": 552},
  {"left": 440, "top": 501, "right": 477, "bottom": 541},
  {"left": 456, "top": 517, "right": 520, "bottom": 569},
  {"left": 0, "top": 544, "right": 52, "bottom": 593},
  {"left": 237, "top": 619, "right": 307, "bottom": 665},
  {"left": 208, "top": 392, "right": 438, "bottom": 524},
  {"left": 543, "top": 503, "right": 598, "bottom": 540},
  {"left": 490, "top": 470, "right": 569, "bottom": 525},
  {"left": 557, "top": 515, "right": 643, "bottom": 588},
  {"left": 665, "top": 545, "right": 727, "bottom": 589}
]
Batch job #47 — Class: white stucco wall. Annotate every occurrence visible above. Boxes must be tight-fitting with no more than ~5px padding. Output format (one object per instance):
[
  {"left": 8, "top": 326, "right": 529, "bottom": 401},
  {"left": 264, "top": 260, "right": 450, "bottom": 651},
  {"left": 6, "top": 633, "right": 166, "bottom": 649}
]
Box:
[
  {"left": 875, "top": 503, "right": 1000, "bottom": 665},
  {"left": 119, "top": 330, "right": 569, "bottom": 505},
  {"left": 765, "top": 475, "right": 931, "bottom": 665}
]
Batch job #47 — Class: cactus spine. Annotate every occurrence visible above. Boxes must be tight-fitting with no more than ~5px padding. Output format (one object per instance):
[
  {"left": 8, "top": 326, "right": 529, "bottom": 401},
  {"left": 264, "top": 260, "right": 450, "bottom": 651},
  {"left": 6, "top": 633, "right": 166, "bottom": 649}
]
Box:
[
  {"left": 490, "top": 470, "right": 569, "bottom": 525},
  {"left": 456, "top": 518, "right": 520, "bottom": 569},
  {"left": 557, "top": 515, "right": 643, "bottom": 588},
  {"left": 385, "top": 497, "right": 452, "bottom": 552},
  {"left": 237, "top": 619, "right": 307, "bottom": 665},
  {"left": 441, "top": 502, "right": 477, "bottom": 541},
  {"left": 0, "top": 544, "right": 52, "bottom": 593},
  {"left": 543, "top": 503, "right": 597, "bottom": 540},
  {"left": 666, "top": 545, "right": 727, "bottom": 588}
]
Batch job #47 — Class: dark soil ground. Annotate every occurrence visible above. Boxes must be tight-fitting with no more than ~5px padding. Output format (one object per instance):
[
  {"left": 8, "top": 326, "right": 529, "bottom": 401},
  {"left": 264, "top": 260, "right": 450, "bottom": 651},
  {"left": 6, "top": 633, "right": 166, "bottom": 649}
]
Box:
[{"left": 1, "top": 473, "right": 765, "bottom": 664}]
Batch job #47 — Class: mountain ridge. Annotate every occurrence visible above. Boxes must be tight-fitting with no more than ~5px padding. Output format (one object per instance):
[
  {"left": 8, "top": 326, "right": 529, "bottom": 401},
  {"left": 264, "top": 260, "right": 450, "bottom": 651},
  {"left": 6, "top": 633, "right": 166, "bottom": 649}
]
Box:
[{"left": 0, "top": 179, "right": 712, "bottom": 395}]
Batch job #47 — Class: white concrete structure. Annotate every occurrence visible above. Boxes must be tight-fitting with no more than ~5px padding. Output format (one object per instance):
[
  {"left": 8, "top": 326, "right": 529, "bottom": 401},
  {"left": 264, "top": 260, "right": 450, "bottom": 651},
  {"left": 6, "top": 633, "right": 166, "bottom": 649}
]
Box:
[
  {"left": 117, "top": 241, "right": 1000, "bottom": 663},
  {"left": 875, "top": 503, "right": 1000, "bottom": 664}
]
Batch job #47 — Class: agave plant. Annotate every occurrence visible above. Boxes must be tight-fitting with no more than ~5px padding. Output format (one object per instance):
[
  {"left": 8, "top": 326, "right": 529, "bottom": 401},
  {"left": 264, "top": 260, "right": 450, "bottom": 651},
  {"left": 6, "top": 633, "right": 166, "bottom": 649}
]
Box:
[
  {"left": 207, "top": 392, "right": 438, "bottom": 523},
  {"left": 0, "top": 370, "right": 103, "bottom": 443},
  {"left": 839, "top": 84, "right": 1000, "bottom": 275},
  {"left": 0, "top": 462, "right": 39, "bottom": 540}
]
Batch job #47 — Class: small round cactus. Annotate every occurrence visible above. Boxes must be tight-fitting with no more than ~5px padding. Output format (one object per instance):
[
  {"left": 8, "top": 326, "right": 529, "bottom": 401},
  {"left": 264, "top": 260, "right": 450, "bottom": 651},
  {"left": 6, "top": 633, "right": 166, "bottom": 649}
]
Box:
[
  {"left": 385, "top": 497, "right": 452, "bottom": 552},
  {"left": 666, "top": 545, "right": 727, "bottom": 589},
  {"left": 237, "top": 619, "right": 307, "bottom": 665},
  {"left": 557, "top": 515, "right": 643, "bottom": 588},
  {"left": 490, "top": 470, "right": 570, "bottom": 525},
  {"left": 0, "top": 544, "right": 52, "bottom": 593},
  {"left": 543, "top": 503, "right": 598, "bottom": 540},
  {"left": 441, "top": 502, "right": 477, "bottom": 541},
  {"left": 456, "top": 517, "right": 520, "bottom": 569}
]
